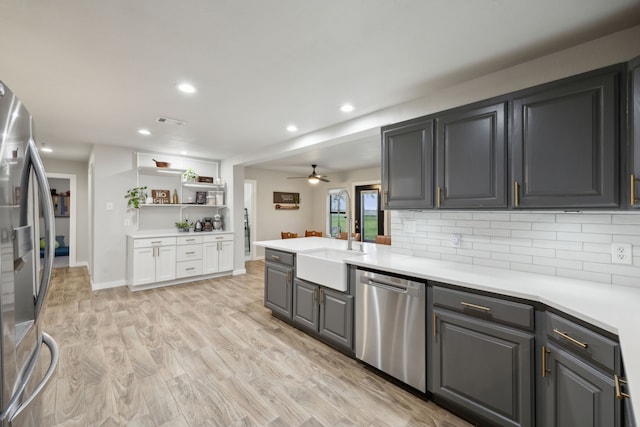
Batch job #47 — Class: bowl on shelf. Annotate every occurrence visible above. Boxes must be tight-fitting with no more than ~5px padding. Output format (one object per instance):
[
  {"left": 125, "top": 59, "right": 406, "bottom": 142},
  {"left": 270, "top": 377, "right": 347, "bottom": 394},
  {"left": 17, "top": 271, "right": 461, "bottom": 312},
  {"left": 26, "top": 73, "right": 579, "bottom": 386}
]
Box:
[{"left": 152, "top": 159, "right": 170, "bottom": 168}]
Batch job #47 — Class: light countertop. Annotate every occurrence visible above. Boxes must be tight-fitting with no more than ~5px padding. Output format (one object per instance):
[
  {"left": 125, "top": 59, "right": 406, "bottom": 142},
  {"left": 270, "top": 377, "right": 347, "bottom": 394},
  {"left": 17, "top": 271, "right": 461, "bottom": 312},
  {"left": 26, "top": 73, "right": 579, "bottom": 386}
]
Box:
[
  {"left": 128, "top": 229, "right": 233, "bottom": 238},
  {"left": 256, "top": 237, "right": 640, "bottom": 418}
]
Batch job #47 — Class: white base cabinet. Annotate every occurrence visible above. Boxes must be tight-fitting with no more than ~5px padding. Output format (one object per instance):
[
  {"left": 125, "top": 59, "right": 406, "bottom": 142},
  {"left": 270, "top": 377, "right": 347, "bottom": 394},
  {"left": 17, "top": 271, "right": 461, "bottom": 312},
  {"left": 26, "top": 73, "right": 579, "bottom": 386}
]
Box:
[
  {"left": 203, "top": 234, "right": 234, "bottom": 274},
  {"left": 127, "top": 232, "right": 233, "bottom": 289}
]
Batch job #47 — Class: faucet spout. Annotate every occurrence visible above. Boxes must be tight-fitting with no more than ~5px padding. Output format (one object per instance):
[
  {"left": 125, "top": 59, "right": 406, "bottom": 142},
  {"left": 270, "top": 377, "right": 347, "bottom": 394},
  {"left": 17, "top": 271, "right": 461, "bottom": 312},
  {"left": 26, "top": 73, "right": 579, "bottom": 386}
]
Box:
[{"left": 338, "top": 188, "right": 353, "bottom": 251}]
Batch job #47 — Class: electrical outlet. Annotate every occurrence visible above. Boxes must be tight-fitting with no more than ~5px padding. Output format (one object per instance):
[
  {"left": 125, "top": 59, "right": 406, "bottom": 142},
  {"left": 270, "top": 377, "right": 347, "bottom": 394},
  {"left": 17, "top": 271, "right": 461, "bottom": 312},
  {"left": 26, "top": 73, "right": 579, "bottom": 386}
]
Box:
[
  {"left": 611, "top": 243, "right": 632, "bottom": 265},
  {"left": 452, "top": 234, "right": 461, "bottom": 247}
]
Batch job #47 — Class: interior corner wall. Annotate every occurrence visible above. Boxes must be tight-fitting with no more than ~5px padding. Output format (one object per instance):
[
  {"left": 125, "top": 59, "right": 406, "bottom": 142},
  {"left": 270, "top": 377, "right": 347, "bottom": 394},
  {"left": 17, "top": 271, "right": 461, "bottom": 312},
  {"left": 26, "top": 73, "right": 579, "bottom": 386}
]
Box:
[
  {"left": 244, "top": 167, "right": 318, "bottom": 258},
  {"left": 221, "top": 160, "right": 246, "bottom": 273},
  {"left": 91, "top": 145, "right": 137, "bottom": 288},
  {"left": 42, "top": 157, "right": 90, "bottom": 266}
]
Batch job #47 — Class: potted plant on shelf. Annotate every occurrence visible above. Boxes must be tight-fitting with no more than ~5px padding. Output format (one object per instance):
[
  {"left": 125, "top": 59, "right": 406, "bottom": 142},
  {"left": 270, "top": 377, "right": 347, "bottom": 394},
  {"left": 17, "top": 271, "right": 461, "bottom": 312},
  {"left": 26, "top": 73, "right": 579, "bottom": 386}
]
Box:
[
  {"left": 125, "top": 186, "right": 148, "bottom": 209},
  {"left": 183, "top": 168, "right": 197, "bottom": 183},
  {"left": 175, "top": 220, "right": 192, "bottom": 232}
]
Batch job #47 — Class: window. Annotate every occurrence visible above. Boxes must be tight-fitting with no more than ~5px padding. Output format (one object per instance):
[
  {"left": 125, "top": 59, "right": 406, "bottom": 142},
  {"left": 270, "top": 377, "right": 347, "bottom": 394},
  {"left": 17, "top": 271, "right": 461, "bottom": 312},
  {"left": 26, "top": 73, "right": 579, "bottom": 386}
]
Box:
[{"left": 328, "top": 190, "right": 347, "bottom": 237}]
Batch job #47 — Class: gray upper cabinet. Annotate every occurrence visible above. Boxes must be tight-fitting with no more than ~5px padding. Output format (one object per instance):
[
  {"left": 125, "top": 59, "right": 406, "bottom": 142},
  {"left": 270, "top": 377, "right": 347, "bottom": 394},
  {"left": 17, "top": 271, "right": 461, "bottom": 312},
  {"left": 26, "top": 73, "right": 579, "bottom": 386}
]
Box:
[
  {"left": 381, "top": 118, "right": 434, "bottom": 209},
  {"left": 629, "top": 55, "right": 640, "bottom": 208},
  {"left": 511, "top": 67, "right": 620, "bottom": 208},
  {"left": 435, "top": 102, "right": 507, "bottom": 208}
]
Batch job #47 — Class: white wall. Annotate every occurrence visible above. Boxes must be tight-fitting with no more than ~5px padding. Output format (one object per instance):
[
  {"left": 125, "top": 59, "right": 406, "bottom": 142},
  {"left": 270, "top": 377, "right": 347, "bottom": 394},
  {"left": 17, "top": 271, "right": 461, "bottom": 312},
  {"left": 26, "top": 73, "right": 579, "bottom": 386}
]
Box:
[
  {"left": 244, "top": 167, "right": 317, "bottom": 257},
  {"left": 42, "top": 158, "right": 89, "bottom": 266}
]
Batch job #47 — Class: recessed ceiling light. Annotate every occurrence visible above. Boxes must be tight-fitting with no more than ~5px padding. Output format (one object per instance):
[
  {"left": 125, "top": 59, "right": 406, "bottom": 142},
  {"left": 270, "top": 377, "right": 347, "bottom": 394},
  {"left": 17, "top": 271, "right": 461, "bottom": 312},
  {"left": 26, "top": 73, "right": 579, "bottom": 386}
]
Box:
[
  {"left": 138, "top": 129, "right": 152, "bottom": 136},
  {"left": 340, "top": 103, "right": 354, "bottom": 113},
  {"left": 177, "top": 82, "right": 197, "bottom": 94},
  {"left": 41, "top": 143, "right": 52, "bottom": 153},
  {"left": 286, "top": 125, "right": 298, "bottom": 132}
]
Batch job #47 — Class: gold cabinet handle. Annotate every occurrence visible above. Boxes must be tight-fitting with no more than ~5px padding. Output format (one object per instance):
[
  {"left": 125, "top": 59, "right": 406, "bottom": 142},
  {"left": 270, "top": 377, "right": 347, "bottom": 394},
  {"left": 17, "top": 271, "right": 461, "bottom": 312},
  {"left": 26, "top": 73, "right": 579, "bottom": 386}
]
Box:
[
  {"left": 553, "top": 328, "right": 588, "bottom": 349},
  {"left": 319, "top": 288, "right": 324, "bottom": 305},
  {"left": 437, "top": 186, "right": 442, "bottom": 208},
  {"left": 383, "top": 191, "right": 388, "bottom": 205},
  {"left": 271, "top": 255, "right": 281, "bottom": 261},
  {"left": 615, "top": 374, "right": 631, "bottom": 400},
  {"left": 461, "top": 301, "right": 491, "bottom": 312},
  {"left": 542, "top": 345, "right": 550, "bottom": 378},
  {"left": 514, "top": 181, "right": 520, "bottom": 207},
  {"left": 312, "top": 288, "right": 317, "bottom": 303},
  {"left": 632, "top": 174, "right": 638, "bottom": 207},
  {"left": 433, "top": 312, "right": 437, "bottom": 337},
  {"left": 286, "top": 271, "right": 291, "bottom": 286}
]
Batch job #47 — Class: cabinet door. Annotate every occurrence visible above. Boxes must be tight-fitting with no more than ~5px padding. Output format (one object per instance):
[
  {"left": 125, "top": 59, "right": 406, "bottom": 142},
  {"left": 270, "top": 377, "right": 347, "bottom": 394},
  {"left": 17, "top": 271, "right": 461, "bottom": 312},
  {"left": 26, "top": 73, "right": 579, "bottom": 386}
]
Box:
[
  {"left": 319, "top": 287, "right": 354, "bottom": 351},
  {"left": 155, "top": 246, "right": 176, "bottom": 282},
  {"left": 132, "top": 247, "right": 156, "bottom": 285},
  {"left": 432, "top": 309, "right": 534, "bottom": 427},
  {"left": 436, "top": 102, "right": 506, "bottom": 208},
  {"left": 629, "top": 55, "right": 640, "bottom": 208},
  {"left": 202, "top": 242, "right": 219, "bottom": 274},
  {"left": 512, "top": 69, "right": 619, "bottom": 208},
  {"left": 292, "top": 279, "right": 318, "bottom": 333},
  {"left": 381, "top": 118, "right": 434, "bottom": 209},
  {"left": 542, "top": 342, "right": 619, "bottom": 427},
  {"left": 218, "top": 241, "right": 234, "bottom": 272},
  {"left": 264, "top": 263, "right": 293, "bottom": 319}
]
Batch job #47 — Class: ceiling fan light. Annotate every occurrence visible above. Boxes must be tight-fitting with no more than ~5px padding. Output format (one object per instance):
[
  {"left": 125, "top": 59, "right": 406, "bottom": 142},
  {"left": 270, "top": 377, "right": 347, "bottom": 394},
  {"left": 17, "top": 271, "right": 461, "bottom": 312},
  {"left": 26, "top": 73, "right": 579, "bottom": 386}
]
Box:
[{"left": 308, "top": 177, "right": 320, "bottom": 184}]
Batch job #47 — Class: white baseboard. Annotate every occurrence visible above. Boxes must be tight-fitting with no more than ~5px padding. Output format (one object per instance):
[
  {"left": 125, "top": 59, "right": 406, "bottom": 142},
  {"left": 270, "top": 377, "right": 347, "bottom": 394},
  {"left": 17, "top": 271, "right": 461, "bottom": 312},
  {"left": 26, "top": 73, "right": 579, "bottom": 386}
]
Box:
[
  {"left": 233, "top": 268, "right": 247, "bottom": 275},
  {"left": 91, "top": 279, "right": 126, "bottom": 291}
]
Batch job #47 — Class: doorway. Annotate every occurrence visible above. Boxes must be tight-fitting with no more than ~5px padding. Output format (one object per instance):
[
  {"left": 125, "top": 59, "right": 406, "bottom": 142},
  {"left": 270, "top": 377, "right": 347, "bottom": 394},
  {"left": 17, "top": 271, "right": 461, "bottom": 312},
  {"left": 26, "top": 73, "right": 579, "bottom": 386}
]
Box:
[
  {"left": 46, "top": 173, "right": 77, "bottom": 268},
  {"left": 244, "top": 179, "right": 257, "bottom": 261},
  {"left": 355, "top": 184, "right": 383, "bottom": 242}
]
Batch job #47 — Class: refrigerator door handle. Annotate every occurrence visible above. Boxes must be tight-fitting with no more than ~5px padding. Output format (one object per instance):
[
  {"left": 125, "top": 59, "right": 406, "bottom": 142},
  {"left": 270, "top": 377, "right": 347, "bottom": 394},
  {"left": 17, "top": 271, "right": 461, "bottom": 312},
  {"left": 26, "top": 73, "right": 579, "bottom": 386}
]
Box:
[
  {"left": 8, "top": 332, "right": 59, "bottom": 423},
  {"left": 24, "top": 138, "right": 55, "bottom": 319}
]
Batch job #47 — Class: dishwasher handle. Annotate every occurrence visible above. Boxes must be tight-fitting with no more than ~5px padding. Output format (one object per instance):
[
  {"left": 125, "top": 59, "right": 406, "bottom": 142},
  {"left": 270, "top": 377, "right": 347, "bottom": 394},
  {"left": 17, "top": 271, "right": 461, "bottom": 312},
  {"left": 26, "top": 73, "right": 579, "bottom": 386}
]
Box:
[{"left": 358, "top": 270, "right": 424, "bottom": 297}]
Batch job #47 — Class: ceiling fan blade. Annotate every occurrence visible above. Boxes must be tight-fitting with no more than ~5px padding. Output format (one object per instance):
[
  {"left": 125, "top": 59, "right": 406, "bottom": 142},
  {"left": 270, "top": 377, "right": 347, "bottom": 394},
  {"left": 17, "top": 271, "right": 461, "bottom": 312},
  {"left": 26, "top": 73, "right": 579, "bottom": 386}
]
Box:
[
  {"left": 287, "top": 176, "right": 307, "bottom": 179},
  {"left": 319, "top": 177, "right": 330, "bottom": 182}
]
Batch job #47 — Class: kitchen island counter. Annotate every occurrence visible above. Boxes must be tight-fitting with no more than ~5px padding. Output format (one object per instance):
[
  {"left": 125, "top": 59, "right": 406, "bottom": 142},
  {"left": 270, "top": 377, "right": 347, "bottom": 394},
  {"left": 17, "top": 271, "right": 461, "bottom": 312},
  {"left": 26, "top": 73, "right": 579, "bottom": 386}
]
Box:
[{"left": 256, "top": 237, "right": 640, "bottom": 419}]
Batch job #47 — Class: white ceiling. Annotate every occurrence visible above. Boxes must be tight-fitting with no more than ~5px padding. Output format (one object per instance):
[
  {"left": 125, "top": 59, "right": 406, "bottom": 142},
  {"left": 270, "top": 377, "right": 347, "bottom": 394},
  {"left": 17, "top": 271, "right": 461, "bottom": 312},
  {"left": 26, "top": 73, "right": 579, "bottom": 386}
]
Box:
[{"left": 1, "top": 1, "right": 640, "bottom": 174}]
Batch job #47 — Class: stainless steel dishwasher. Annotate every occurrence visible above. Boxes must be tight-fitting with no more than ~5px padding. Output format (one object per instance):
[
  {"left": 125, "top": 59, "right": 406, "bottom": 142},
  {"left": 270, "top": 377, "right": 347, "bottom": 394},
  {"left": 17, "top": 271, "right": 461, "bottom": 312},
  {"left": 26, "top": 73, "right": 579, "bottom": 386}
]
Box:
[{"left": 355, "top": 269, "right": 426, "bottom": 392}]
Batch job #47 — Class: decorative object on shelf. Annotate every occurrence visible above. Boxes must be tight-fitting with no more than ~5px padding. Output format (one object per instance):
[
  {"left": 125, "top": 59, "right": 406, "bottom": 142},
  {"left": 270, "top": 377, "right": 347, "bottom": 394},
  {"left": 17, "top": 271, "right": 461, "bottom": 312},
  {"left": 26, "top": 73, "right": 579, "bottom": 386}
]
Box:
[
  {"left": 173, "top": 189, "right": 179, "bottom": 204},
  {"left": 213, "top": 214, "right": 223, "bottom": 230},
  {"left": 194, "top": 219, "right": 203, "bottom": 232},
  {"left": 195, "top": 191, "right": 206, "bottom": 204},
  {"left": 183, "top": 168, "right": 197, "bottom": 183},
  {"left": 203, "top": 217, "right": 213, "bottom": 231},
  {"left": 151, "top": 189, "right": 171, "bottom": 204},
  {"left": 274, "top": 191, "right": 300, "bottom": 210},
  {"left": 152, "top": 159, "right": 171, "bottom": 168},
  {"left": 196, "top": 176, "right": 213, "bottom": 183},
  {"left": 125, "top": 186, "right": 148, "bottom": 209},
  {"left": 175, "top": 220, "right": 192, "bottom": 232}
]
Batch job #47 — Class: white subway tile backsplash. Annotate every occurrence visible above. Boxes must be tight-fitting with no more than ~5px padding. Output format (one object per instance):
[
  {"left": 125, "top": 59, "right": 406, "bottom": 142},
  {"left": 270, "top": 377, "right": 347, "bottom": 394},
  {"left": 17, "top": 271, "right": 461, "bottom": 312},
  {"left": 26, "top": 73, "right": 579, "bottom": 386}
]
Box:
[{"left": 392, "top": 210, "right": 640, "bottom": 287}]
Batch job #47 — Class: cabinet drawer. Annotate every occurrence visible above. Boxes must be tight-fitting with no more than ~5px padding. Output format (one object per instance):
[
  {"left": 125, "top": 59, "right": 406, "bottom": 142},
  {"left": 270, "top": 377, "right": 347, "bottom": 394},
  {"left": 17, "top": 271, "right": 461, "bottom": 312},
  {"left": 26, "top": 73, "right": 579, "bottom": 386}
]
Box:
[
  {"left": 432, "top": 286, "right": 534, "bottom": 330},
  {"left": 176, "top": 245, "right": 203, "bottom": 262},
  {"left": 176, "top": 260, "right": 203, "bottom": 278},
  {"left": 203, "top": 233, "right": 233, "bottom": 243},
  {"left": 133, "top": 237, "right": 176, "bottom": 248},
  {"left": 265, "top": 248, "right": 294, "bottom": 267},
  {"left": 545, "top": 312, "right": 619, "bottom": 371},
  {"left": 176, "top": 235, "right": 202, "bottom": 245}
]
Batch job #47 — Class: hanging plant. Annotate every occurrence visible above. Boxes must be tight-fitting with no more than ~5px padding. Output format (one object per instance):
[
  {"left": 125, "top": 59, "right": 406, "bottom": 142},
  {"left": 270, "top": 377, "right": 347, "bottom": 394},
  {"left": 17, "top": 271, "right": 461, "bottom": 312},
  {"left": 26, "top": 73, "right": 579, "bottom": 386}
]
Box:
[{"left": 125, "top": 186, "right": 148, "bottom": 209}]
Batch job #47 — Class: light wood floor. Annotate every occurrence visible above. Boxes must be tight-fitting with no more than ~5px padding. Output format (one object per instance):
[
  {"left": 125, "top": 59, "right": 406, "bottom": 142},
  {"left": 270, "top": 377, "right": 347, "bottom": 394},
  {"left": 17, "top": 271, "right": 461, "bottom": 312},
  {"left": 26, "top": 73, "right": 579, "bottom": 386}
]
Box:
[{"left": 38, "top": 261, "right": 471, "bottom": 427}]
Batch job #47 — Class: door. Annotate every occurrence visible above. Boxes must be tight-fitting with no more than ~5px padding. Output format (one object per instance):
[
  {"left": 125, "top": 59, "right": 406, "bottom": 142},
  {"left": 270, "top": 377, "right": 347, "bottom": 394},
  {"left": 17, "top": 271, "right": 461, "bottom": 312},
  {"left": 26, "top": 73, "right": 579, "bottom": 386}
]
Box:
[
  {"left": 542, "top": 342, "right": 619, "bottom": 427},
  {"left": 218, "top": 241, "right": 234, "bottom": 271},
  {"left": 436, "top": 102, "right": 507, "bottom": 208},
  {"left": 319, "top": 287, "right": 353, "bottom": 351},
  {"left": 132, "top": 247, "right": 155, "bottom": 285},
  {"left": 155, "top": 246, "right": 176, "bottom": 282},
  {"left": 292, "top": 279, "right": 318, "bottom": 333},
  {"left": 432, "top": 309, "right": 534, "bottom": 427},
  {"left": 511, "top": 67, "right": 619, "bottom": 208},
  {"left": 381, "top": 118, "right": 434, "bottom": 209},
  {"left": 202, "top": 242, "right": 219, "bottom": 274},
  {"left": 355, "top": 185, "right": 383, "bottom": 242},
  {"left": 629, "top": 55, "right": 640, "bottom": 208},
  {"left": 264, "top": 263, "right": 293, "bottom": 319}
]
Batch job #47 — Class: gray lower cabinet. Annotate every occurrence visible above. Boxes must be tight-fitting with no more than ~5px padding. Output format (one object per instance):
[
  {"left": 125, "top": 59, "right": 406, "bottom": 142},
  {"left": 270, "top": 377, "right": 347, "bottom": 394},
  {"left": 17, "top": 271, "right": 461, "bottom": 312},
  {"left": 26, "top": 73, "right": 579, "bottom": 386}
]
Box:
[
  {"left": 292, "top": 278, "right": 353, "bottom": 351},
  {"left": 263, "top": 249, "right": 294, "bottom": 319},
  {"left": 511, "top": 66, "right": 620, "bottom": 208},
  {"left": 381, "top": 118, "right": 434, "bottom": 209},
  {"left": 435, "top": 101, "right": 507, "bottom": 208},
  {"left": 431, "top": 308, "right": 534, "bottom": 427},
  {"left": 541, "top": 342, "right": 618, "bottom": 427},
  {"left": 629, "top": 55, "right": 640, "bottom": 208}
]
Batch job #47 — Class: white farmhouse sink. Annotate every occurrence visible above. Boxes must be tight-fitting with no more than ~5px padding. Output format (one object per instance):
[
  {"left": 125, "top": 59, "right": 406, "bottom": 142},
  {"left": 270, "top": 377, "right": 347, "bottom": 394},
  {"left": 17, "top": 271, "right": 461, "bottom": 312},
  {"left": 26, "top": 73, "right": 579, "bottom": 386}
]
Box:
[{"left": 297, "top": 248, "right": 366, "bottom": 292}]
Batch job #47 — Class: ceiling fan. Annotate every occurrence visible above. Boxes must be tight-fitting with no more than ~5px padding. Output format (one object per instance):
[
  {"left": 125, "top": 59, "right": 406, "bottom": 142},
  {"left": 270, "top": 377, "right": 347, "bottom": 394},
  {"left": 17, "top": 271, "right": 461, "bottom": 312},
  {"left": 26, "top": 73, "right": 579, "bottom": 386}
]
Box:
[{"left": 287, "top": 164, "right": 330, "bottom": 184}]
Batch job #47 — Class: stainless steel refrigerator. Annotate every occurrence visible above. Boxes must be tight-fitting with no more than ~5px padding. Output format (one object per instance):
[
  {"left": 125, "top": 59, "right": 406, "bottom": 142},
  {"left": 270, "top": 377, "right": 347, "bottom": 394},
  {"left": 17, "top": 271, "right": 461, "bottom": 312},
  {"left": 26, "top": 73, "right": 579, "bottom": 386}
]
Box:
[{"left": 0, "top": 80, "right": 59, "bottom": 426}]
